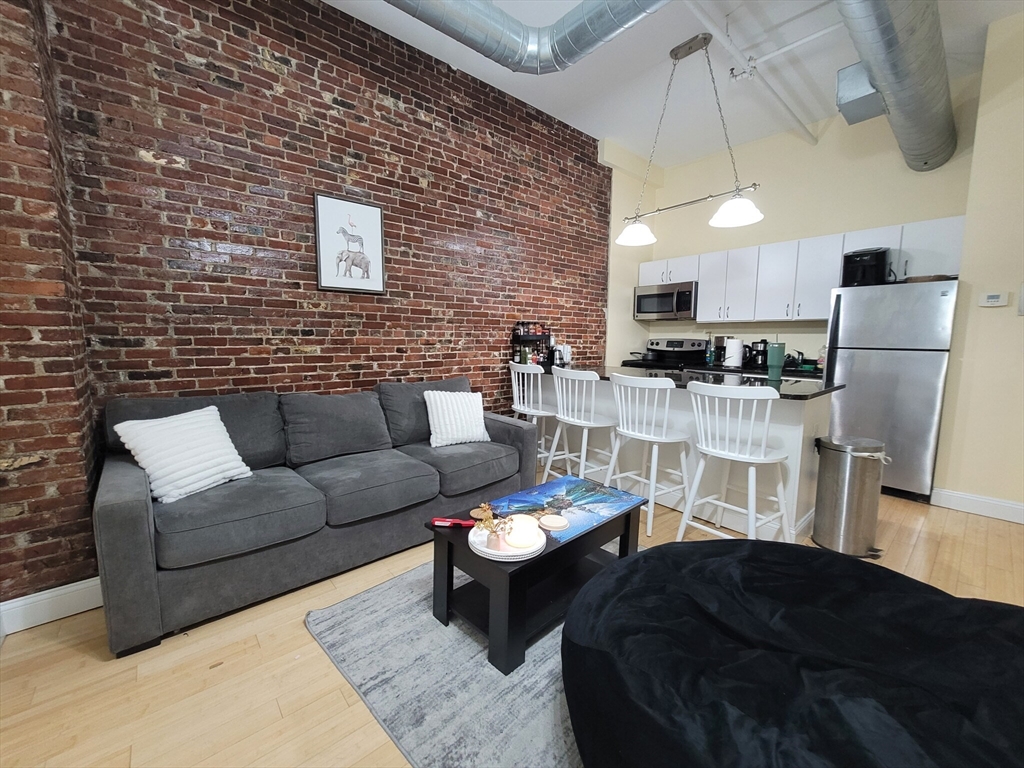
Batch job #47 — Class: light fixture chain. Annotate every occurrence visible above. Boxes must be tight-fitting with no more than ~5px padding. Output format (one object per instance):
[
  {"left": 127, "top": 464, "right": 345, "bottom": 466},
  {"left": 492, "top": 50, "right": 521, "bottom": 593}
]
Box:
[
  {"left": 705, "top": 46, "right": 741, "bottom": 192},
  {"left": 634, "top": 58, "right": 679, "bottom": 220}
]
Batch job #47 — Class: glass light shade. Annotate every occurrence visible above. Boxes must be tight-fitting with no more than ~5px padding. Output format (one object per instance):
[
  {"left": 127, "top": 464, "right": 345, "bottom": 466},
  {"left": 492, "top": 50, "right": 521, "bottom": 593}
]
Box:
[
  {"left": 615, "top": 220, "right": 657, "bottom": 246},
  {"left": 709, "top": 195, "right": 764, "bottom": 228}
]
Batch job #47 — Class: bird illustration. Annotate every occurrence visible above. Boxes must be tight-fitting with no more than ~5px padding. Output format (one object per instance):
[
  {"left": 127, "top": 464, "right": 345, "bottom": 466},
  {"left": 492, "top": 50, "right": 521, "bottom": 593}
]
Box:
[{"left": 348, "top": 213, "right": 357, "bottom": 230}]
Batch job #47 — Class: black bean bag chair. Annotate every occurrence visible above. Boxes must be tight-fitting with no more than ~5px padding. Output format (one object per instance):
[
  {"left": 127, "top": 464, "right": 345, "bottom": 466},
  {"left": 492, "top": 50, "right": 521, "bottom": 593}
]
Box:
[{"left": 561, "top": 541, "right": 1024, "bottom": 768}]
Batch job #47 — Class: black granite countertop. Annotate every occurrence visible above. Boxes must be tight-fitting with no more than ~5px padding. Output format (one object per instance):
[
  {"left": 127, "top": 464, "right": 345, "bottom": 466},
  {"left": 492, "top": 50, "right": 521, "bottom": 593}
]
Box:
[{"left": 547, "top": 366, "right": 844, "bottom": 401}]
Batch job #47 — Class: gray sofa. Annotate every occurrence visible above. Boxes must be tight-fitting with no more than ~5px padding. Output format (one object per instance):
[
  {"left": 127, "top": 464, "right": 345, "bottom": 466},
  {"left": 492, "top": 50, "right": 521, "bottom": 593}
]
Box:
[{"left": 93, "top": 377, "right": 536, "bottom": 656}]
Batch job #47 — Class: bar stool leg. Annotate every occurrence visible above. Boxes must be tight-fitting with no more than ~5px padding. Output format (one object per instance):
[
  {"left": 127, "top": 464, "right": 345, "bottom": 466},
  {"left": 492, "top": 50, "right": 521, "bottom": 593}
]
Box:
[
  {"left": 776, "top": 463, "right": 794, "bottom": 543},
  {"left": 676, "top": 455, "right": 707, "bottom": 541},
  {"left": 747, "top": 465, "right": 758, "bottom": 541},
  {"left": 714, "top": 460, "right": 730, "bottom": 528},
  {"left": 579, "top": 428, "right": 590, "bottom": 480},
  {"left": 543, "top": 422, "right": 563, "bottom": 481},
  {"left": 604, "top": 433, "right": 621, "bottom": 487},
  {"left": 677, "top": 443, "right": 691, "bottom": 503},
  {"left": 560, "top": 425, "right": 572, "bottom": 477},
  {"left": 645, "top": 443, "right": 660, "bottom": 537}
]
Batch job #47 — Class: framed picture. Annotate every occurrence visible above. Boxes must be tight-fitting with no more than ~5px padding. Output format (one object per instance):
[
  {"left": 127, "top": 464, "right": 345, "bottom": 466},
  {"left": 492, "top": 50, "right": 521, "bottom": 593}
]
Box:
[{"left": 314, "top": 193, "right": 385, "bottom": 294}]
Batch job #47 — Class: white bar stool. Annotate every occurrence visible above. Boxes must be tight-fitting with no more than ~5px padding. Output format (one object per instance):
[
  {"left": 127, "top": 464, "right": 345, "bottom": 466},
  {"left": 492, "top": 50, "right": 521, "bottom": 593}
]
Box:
[
  {"left": 604, "top": 374, "right": 691, "bottom": 538},
  {"left": 675, "top": 381, "right": 793, "bottom": 543},
  {"left": 509, "top": 362, "right": 557, "bottom": 466},
  {"left": 543, "top": 367, "right": 618, "bottom": 483}
]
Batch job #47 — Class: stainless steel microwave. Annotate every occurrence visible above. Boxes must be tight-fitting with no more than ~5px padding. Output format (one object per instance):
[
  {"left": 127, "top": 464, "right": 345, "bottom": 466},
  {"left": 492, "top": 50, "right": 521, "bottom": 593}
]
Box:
[{"left": 634, "top": 281, "right": 698, "bottom": 321}]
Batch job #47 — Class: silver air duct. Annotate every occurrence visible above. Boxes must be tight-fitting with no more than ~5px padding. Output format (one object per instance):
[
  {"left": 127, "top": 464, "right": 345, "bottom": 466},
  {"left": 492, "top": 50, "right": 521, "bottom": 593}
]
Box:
[
  {"left": 382, "top": 0, "right": 670, "bottom": 75},
  {"left": 836, "top": 0, "right": 957, "bottom": 171}
]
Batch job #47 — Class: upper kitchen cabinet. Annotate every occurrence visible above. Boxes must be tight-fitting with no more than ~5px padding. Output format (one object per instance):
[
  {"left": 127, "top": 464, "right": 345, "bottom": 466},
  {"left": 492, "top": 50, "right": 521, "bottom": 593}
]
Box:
[
  {"left": 754, "top": 241, "right": 799, "bottom": 321},
  {"left": 697, "top": 250, "right": 728, "bottom": 322},
  {"left": 843, "top": 225, "right": 903, "bottom": 280},
  {"left": 638, "top": 259, "right": 669, "bottom": 285},
  {"left": 698, "top": 248, "right": 758, "bottom": 322},
  {"left": 724, "top": 247, "right": 759, "bottom": 322},
  {"left": 639, "top": 255, "right": 700, "bottom": 285},
  {"left": 900, "top": 216, "right": 964, "bottom": 278},
  {"left": 666, "top": 254, "right": 699, "bottom": 283},
  {"left": 793, "top": 233, "right": 844, "bottom": 320}
]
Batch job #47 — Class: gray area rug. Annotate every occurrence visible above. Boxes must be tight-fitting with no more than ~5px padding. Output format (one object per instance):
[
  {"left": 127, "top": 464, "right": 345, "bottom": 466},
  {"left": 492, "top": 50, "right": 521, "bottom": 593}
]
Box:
[{"left": 306, "top": 562, "right": 582, "bottom": 768}]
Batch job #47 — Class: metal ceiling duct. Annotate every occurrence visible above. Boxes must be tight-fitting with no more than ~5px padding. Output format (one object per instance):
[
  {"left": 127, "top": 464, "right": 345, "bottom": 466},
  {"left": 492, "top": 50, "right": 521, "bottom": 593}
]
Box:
[
  {"left": 382, "top": 0, "right": 670, "bottom": 75},
  {"left": 835, "top": 0, "right": 957, "bottom": 171}
]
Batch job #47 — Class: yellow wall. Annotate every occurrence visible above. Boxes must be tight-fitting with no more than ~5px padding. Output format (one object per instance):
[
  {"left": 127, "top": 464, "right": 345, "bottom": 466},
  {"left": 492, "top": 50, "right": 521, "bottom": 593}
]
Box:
[
  {"left": 612, "top": 73, "right": 981, "bottom": 357},
  {"left": 600, "top": 140, "right": 662, "bottom": 366},
  {"left": 934, "top": 13, "right": 1024, "bottom": 504}
]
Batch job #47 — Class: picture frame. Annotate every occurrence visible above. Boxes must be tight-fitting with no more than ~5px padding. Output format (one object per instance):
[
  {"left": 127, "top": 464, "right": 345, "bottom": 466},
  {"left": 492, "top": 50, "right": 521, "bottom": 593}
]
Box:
[{"left": 314, "top": 192, "right": 386, "bottom": 294}]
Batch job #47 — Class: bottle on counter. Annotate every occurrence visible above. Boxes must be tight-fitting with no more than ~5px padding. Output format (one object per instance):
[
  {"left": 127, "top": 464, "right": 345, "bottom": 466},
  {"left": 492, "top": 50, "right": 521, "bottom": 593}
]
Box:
[{"left": 705, "top": 338, "right": 715, "bottom": 367}]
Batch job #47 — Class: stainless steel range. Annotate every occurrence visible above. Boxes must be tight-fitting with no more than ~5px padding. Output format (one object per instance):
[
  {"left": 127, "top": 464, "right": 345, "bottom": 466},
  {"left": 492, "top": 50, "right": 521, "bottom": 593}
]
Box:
[{"left": 622, "top": 338, "right": 707, "bottom": 370}]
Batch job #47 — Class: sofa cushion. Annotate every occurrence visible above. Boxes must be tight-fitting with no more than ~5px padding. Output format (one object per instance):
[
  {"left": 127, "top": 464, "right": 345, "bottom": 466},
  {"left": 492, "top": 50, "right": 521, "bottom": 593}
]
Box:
[
  {"left": 153, "top": 467, "right": 326, "bottom": 569},
  {"left": 397, "top": 441, "right": 519, "bottom": 497},
  {"left": 280, "top": 391, "right": 392, "bottom": 467},
  {"left": 106, "top": 392, "right": 285, "bottom": 470},
  {"left": 295, "top": 449, "right": 439, "bottom": 526},
  {"left": 375, "top": 377, "right": 472, "bottom": 447}
]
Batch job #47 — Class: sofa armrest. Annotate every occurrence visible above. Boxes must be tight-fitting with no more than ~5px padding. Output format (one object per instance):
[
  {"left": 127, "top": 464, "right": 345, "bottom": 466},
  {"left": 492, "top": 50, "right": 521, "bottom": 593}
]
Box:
[
  {"left": 93, "top": 454, "right": 163, "bottom": 655},
  {"left": 484, "top": 412, "right": 537, "bottom": 490}
]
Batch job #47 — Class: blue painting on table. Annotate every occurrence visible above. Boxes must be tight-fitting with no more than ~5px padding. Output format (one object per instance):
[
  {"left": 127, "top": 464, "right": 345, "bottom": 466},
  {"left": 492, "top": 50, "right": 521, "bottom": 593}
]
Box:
[{"left": 489, "top": 476, "right": 646, "bottom": 543}]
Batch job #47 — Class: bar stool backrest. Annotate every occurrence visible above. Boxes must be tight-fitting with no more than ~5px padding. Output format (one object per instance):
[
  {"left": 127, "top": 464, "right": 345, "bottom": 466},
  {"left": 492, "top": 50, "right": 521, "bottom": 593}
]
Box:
[
  {"left": 609, "top": 373, "right": 676, "bottom": 440},
  {"left": 509, "top": 362, "right": 546, "bottom": 415},
  {"left": 687, "top": 381, "right": 779, "bottom": 460},
  {"left": 552, "top": 367, "right": 601, "bottom": 426}
]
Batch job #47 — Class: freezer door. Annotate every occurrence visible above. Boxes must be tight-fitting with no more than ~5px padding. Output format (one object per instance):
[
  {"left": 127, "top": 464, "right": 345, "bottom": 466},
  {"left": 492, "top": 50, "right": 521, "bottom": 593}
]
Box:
[
  {"left": 828, "top": 281, "right": 958, "bottom": 350},
  {"left": 829, "top": 348, "right": 949, "bottom": 496}
]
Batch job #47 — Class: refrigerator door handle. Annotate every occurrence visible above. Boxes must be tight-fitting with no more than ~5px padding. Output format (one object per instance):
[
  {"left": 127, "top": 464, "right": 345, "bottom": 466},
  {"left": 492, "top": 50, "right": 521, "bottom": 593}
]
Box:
[{"left": 825, "top": 292, "right": 841, "bottom": 383}]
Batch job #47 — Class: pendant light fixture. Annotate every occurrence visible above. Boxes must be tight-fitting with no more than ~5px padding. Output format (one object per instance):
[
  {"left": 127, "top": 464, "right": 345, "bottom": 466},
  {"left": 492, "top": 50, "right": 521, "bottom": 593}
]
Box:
[{"left": 615, "top": 34, "right": 763, "bottom": 246}]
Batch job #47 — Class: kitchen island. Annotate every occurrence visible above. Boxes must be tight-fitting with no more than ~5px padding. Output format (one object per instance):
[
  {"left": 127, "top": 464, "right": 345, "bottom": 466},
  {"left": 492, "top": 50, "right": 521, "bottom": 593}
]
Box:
[{"left": 537, "top": 367, "right": 844, "bottom": 541}]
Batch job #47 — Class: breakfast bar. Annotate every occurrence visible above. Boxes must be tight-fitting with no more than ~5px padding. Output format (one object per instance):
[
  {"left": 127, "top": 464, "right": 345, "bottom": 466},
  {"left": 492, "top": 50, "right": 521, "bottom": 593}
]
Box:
[{"left": 538, "top": 367, "right": 844, "bottom": 540}]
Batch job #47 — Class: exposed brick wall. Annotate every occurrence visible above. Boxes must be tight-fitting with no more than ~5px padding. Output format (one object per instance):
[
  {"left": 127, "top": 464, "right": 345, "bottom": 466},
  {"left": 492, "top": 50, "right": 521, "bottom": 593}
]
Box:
[
  {"left": 58, "top": 0, "right": 610, "bottom": 406},
  {"left": 0, "top": 0, "right": 610, "bottom": 599},
  {"left": 0, "top": 0, "right": 96, "bottom": 600}
]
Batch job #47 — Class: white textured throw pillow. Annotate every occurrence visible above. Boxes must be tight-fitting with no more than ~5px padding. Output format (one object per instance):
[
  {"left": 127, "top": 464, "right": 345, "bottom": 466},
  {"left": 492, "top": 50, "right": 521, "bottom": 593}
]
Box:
[
  {"left": 113, "top": 406, "right": 252, "bottom": 504},
  {"left": 423, "top": 390, "right": 491, "bottom": 448}
]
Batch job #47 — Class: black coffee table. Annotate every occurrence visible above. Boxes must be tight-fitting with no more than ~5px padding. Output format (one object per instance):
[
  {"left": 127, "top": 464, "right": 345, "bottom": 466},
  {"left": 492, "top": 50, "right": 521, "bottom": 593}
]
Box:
[{"left": 428, "top": 477, "right": 644, "bottom": 674}]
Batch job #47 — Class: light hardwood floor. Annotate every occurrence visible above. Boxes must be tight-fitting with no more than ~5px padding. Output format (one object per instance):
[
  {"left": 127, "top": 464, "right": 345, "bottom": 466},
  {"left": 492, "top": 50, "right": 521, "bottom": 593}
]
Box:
[{"left": 1, "top": 495, "right": 1021, "bottom": 767}]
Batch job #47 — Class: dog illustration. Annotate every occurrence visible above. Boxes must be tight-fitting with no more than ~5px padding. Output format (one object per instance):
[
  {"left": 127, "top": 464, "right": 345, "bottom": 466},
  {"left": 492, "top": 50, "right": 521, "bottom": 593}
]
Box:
[{"left": 337, "top": 225, "right": 364, "bottom": 253}]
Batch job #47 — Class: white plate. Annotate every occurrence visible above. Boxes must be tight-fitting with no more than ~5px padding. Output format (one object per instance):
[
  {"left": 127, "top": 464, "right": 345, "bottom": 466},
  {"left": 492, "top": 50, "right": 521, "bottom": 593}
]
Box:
[{"left": 468, "top": 527, "right": 546, "bottom": 561}]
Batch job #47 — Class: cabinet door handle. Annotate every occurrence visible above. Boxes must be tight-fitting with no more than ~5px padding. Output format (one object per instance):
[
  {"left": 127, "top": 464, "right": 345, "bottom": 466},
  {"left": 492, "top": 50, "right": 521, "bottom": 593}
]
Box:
[
  {"left": 667, "top": 270, "right": 672, "bottom": 281},
  {"left": 796, "top": 303, "right": 801, "bottom": 317},
  {"left": 661, "top": 271, "right": 665, "bottom": 282},
  {"left": 718, "top": 306, "right": 722, "bottom": 319},
  {"left": 726, "top": 306, "right": 730, "bottom": 319},
  {"left": 785, "top": 303, "right": 790, "bottom": 318}
]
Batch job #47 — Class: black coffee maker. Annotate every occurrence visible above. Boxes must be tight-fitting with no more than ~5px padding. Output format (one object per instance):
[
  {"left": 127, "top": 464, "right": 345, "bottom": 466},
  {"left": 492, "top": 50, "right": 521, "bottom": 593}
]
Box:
[
  {"left": 842, "top": 248, "right": 888, "bottom": 287},
  {"left": 750, "top": 339, "right": 769, "bottom": 369}
]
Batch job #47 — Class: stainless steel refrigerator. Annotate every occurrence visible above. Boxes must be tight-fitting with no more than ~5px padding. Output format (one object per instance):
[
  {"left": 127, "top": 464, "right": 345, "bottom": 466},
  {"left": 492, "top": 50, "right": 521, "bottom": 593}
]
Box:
[{"left": 825, "top": 280, "right": 958, "bottom": 499}]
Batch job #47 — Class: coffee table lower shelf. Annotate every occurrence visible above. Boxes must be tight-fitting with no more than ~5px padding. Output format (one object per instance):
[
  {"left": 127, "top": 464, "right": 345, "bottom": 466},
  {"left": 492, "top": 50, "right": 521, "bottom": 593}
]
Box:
[{"left": 450, "top": 549, "right": 616, "bottom": 644}]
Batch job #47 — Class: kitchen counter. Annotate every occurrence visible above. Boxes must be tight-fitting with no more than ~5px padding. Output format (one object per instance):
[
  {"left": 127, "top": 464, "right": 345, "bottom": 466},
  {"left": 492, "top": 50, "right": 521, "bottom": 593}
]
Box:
[
  {"left": 534, "top": 366, "right": 840, "bottom": 541},
  {"left": 557, "top": 366, "right": 843, "bottom": 401}
]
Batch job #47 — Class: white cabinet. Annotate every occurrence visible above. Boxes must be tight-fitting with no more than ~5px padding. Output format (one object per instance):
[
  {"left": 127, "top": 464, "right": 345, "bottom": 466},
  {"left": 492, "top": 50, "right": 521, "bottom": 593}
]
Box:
[
  {"left": 793, "top": 233, "right": 844, "bottom": 320},
  {"left": 666, "top": 254, "right": 699, "bottom": 283},
  {"left": 724, "top": 247, "right": 759, "bottom": 321},
  {"left": 699, "top": 248, "right": 758, "bottom": 322},
  {"left": 754, "top": 241, "right": 799, "bottom": 321},
  {"left": 900, "top": 216, "right": 964, "bottom": 278},
  {"left": 639, "top": 255, "right": 700, "bottom": 285},
  {"left": 842, "top": 224, "right": 903, "bottom": 280},
  {"left": 638, "top": 259, "right": 668, "bottom": 285},
  {"left": 697, "top": 251, "right": 728, "bottom": 322}
]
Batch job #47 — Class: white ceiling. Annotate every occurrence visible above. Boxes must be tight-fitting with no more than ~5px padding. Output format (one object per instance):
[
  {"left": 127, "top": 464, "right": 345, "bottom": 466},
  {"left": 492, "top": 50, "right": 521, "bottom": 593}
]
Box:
[{"left": 325, "top": 0, "right": 1022, "bottom": 169}]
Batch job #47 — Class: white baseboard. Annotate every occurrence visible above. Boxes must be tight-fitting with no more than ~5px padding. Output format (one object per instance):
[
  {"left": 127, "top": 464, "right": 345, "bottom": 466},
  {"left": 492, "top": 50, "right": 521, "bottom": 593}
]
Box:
[
  {"left": 0, "top": 577, "right": 103, "bottom": 639},
  {"left": 931, "top": 488, "right": 1024, "bottom": 525}
]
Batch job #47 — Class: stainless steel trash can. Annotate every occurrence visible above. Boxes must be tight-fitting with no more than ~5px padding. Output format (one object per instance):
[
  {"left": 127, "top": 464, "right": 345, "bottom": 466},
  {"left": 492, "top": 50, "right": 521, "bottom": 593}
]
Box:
[{"left": 812, "top": 437, "right": 888, "bottom": 557}]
